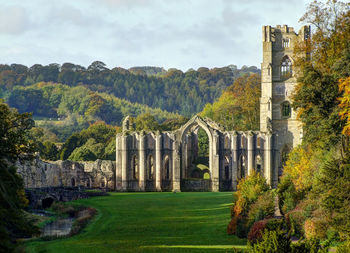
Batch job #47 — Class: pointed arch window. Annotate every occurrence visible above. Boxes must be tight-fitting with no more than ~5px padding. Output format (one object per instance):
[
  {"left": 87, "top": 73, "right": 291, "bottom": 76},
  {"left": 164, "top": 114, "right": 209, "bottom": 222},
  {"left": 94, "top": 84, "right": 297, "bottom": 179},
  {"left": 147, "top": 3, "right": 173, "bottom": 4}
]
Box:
[
  {"left": 132, "top": 155, "right": 139, "bottom": 180},
  {"left": 281, "top": 56, "right": 292, "bottom": 78},
  {"left": 281, "top": 101, "right": 291, "bottom": 118}
]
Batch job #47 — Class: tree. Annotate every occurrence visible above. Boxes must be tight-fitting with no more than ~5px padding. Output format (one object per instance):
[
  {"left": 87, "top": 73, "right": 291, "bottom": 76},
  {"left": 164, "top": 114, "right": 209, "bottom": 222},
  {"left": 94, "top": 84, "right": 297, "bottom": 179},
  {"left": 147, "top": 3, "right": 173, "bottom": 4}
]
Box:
[
  {"left": 293, "top": 1, "right": 350, "bottom": 148},
  {"left": 68, "top": 146, "right": 97, "bottom": 161},
  {"left": 134, "top": 113, "right": 160, "bottom": 131},
  {"left": 41, "top": 141, "right": 58, "bottom": 161},
  {"left": 200, "top": 73, "right": 261, "bottom": 131},
  {"left": 0, "top": 102, "right": 38, "bottom": 251},
  {"left": 338, "top": 77, "right": 350, "bottom": 136}
]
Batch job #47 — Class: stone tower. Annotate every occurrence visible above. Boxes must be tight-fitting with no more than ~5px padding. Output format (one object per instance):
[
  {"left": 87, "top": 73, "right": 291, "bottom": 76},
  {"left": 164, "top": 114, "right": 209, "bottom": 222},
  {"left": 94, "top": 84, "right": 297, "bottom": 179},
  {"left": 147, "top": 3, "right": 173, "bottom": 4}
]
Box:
[{"left": 260, "top": 25, "right": 310, "bottom": 172}]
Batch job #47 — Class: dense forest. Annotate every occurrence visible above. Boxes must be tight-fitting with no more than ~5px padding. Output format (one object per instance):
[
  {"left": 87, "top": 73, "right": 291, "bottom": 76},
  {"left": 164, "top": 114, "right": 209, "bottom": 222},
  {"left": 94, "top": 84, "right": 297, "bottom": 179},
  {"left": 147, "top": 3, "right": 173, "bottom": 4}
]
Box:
[
  {"left": 0, "top": 62, "right": 259, "bottom": 162},
  {"left": 0, "top": 63, "right": 259, "bottom": 116}
]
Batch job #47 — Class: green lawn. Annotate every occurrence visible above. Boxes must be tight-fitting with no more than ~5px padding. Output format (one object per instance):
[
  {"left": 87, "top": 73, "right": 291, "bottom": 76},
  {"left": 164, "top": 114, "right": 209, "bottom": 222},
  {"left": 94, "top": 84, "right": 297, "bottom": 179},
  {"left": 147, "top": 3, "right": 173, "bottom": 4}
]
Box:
[{"left": 25, "top": 192, "right": 247, "bottom": 253}]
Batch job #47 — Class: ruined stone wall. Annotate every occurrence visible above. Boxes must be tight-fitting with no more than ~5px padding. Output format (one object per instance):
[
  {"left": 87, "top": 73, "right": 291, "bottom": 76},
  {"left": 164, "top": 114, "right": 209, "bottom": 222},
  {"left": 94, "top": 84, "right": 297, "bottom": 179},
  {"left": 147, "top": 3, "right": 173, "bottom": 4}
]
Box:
[{"left": 16, "top": 157, "right": 116, "bottom": 190}]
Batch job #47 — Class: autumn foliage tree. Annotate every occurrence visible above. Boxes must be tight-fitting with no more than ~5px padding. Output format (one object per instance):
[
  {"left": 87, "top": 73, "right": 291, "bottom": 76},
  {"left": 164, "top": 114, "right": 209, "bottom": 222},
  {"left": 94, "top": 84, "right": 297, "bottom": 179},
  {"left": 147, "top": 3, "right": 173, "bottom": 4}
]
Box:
[
  {"left": 292, "top": 0, "right": 350, "bottom": 148},
  {"left": 201, "top": 73, "right": 261, "bottom": 131},
  {"left": 277, "top": 0, "right": 350, "bottom": 244},
  {"left": 338, "top": 77, "right": 350, "bottom": 136}
]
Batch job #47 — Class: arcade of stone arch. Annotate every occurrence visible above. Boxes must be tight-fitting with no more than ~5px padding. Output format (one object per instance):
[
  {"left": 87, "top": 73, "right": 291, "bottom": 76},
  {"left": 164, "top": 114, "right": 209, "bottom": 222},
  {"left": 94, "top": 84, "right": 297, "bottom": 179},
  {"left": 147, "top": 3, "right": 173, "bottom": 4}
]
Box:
[{"left": 115, "top": 24, "right": 309, "bottom": 192}]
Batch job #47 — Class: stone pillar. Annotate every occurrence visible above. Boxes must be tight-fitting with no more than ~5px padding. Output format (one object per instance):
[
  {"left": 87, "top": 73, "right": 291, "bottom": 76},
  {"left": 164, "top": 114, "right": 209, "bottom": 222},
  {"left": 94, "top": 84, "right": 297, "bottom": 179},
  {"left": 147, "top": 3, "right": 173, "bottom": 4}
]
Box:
[
  {"left": 121, "top": 135, "right": 128, "bottom": 191},
  {"left": 211, "top": 131, "right": 220, "bottom": 192},
  {"left": 155, "top": 133, "right": 162, "bottom": 191},
  {"left": 274, "top": 145, "right": 280, "bottom": 188},
  {"left": 172, "top": 140, "right": 181, "bottom": 192},
  {"left": 264, "top": 134, "right": 272, "bottom": 185},
  {"left": 231, "top": 133, "right": 238, "bottom": 190},
  {"left": 115, "top": 135, "right": 122, "bottom": 190},
  {"left": 247, "top": 133, "right": 254, "bottom": 176},
  {"left": 139, "top": 134, "right": 146, "bottom": 191}
]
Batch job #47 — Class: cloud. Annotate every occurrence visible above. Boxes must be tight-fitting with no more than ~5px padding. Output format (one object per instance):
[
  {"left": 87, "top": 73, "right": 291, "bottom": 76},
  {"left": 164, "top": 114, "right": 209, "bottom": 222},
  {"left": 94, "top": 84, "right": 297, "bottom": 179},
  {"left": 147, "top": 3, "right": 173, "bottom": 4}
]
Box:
[
  {"left": 0, "top": 6, "right": 32, "bottom": 35},
  {"left": 87, "top": 0, "right": 154, "bottom": 9}
]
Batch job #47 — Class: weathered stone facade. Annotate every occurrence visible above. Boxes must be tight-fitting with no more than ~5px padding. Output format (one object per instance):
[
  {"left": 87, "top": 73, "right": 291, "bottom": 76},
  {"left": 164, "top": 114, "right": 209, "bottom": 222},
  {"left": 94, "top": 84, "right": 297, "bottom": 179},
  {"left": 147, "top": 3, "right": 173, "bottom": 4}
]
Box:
[
  {"left": 115, "top": 25, "right": 308, "bottom": 191},
  {"left": 260, "top": 25, "right": 310, "bottom": 175},
  {"left": 116, "top": 116, "right": 274, "bottom": 191},
  {"left": 17, "top": 157, "right": 115, "bottom": 189}
]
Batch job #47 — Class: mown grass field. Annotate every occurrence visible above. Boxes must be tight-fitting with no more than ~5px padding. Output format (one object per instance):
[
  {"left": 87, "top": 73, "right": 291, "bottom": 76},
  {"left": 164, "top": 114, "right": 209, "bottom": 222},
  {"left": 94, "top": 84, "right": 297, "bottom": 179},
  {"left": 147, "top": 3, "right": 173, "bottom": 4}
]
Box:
[{"left": 25, "top": 192, "right": 247, "bottom": 253}]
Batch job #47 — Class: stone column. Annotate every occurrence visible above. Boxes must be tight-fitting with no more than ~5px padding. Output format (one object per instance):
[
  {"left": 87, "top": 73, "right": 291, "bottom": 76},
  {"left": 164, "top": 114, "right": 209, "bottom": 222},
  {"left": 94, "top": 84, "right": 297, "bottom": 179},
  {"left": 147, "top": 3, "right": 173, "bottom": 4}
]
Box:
[
  {"left": 211, "top": 131, "right": 220, "bottom": 192},
  {"left": 264, "top": 134, "right": 272, "bottom": 185},
  {"left": 115, "top": 135, "right": 122, "bottom": 190},
  {"left": 172, "top": 140, "right": 181, "bottom": 192},
  {"left": 121, "top": 135, "right": 128, "bottom": 191},
  {"left": 139, "top": 134, "right": 146, "bottom": 191},
  {"left": 247, "top": 133, "right": 254, "bottom": 176},
  {"left": 155, "top": 133, "right": 162, "bottom": 191},
  {"left": 274, "top": 145, "right": 280, "bottom": 188},
  {"left": 231, "top": 133, "right": 238, "bottom": 190}
]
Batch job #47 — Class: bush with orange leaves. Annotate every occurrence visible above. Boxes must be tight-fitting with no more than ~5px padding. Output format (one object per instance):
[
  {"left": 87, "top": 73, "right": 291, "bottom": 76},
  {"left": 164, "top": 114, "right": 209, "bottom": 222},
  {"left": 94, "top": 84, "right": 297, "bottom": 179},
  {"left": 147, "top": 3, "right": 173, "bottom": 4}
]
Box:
[{"left": 227, "top": 171, "right": 270, "bottom": 236}]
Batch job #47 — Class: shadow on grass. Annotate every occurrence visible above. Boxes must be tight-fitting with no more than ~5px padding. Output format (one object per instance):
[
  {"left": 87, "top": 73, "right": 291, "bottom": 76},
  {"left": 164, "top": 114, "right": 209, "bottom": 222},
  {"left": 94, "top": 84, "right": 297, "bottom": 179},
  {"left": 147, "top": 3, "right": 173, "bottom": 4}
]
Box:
[{"left": 141, "top": 245, "right": 247, "bottom": 250}]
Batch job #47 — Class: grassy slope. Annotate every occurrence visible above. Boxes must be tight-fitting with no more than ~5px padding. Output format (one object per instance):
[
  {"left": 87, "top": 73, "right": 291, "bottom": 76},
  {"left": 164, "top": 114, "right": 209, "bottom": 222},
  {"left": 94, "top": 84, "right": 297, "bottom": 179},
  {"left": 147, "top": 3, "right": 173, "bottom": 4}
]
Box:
[{"left": 25, "top": 192, "right": 247, "bottom": 253}]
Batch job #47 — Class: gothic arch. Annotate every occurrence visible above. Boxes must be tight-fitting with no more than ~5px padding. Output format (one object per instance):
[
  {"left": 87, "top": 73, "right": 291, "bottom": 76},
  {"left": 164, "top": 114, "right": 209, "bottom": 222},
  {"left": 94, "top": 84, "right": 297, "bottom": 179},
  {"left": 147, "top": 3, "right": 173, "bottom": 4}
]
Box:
[
  {"left": 179, "top": 116, "right": 214, "bottom": 179},
  {"left": 132, "top": 155, "right": 139, "bottom": 180},
  {"left": 255, "top": 154, "right": 263, "bottom": 174},
  {"left": 223, "top": 156, "right": 230, "bottom": 180},
  {"left": 238, "top": 154, "right": 246, "bottom": 179},
  {"left": 280, "top": 55, "right": 293, "bottom": 78},
  {"left": 71, "top": 177, "right": 76, "bottom": 187},
  {"left": 147, "top": 154, "right": 154, "bottom": 180},
  {"left": 163, "top": 155, "right": 170, "bottom": 180}
]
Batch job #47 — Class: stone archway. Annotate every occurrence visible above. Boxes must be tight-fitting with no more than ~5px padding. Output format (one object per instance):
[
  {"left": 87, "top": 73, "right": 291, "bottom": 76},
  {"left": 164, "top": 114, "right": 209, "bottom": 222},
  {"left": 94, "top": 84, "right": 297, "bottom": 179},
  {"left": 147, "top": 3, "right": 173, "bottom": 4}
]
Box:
[{"left": 178, "top": 116, "right": 220, "bottom": 191}]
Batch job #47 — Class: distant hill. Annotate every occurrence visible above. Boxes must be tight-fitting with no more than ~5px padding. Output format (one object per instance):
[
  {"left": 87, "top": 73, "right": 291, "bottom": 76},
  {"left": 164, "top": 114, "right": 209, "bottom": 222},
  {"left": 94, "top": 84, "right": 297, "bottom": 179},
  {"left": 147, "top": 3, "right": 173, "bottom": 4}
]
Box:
[
  {"left": 2, "top": 82, "right": 180, "bottom": 141},
  {"left": 0, "top": 62, "right": 260, "bottom": 117}
]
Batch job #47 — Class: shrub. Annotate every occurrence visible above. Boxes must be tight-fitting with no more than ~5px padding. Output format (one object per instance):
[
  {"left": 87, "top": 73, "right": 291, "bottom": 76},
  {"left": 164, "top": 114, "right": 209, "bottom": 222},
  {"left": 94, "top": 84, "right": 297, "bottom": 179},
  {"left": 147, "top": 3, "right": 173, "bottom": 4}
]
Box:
[
  {"left": 50, "top": 202, "right": 75, "bottom": 217},
  {"left": 248, "top": 220, "right": 268, "bottom": 244},
  {"left": 247, "top": 191, "right": 275, "bottom": 228},
  {"left": 277, "top": 175, "right": 302, "bottom": 214},
  {"left": 336, "top": 240, "right": 350, "bottom": 253},
  {"left": 248, "top": 218, "right": 284, "bottom": 245},
  {"left": 286, "top": 208, "right": 306, "bottom": 237},
  {"left": 227, "top": 216, "right": 239, "bottom": 235},
  {"left": 291, "top": 238, "right": 328, "bottom": 253},
  {"left": 232, "top": 171, "right": 269, "bottom": 217},
  {"left": 250, "top": 229, "right": 291, "bottom": 253},
  {"left": 235, "top": 216, "right": 249, "bottom": 238},
  {"left": 304, "top": 217, "right": 329, "bottom": 240}
]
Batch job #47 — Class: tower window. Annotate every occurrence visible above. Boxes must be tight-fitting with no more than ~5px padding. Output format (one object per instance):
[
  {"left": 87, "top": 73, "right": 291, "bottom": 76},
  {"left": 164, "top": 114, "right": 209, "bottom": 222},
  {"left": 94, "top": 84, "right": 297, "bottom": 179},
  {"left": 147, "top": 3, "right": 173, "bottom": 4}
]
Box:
[
  {"left": 282, "top": 38, "right": 290, "bottom": 48},
  {"left": 281, "top": 56, "right": 292, "bottom": 78},
  {"left": 281, "top": 101, "right": 291, "bottom": 118}
]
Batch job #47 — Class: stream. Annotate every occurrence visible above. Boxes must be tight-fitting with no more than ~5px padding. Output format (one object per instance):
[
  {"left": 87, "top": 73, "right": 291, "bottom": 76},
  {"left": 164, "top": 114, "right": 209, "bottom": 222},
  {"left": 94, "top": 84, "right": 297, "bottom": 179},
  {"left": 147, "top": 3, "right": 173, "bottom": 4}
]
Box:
[
  {"left": 31, "top": 210, "right": 75, "bottom": 237},
  {"left": 41, "top": 218, "right": 74, "bottom": 237}
]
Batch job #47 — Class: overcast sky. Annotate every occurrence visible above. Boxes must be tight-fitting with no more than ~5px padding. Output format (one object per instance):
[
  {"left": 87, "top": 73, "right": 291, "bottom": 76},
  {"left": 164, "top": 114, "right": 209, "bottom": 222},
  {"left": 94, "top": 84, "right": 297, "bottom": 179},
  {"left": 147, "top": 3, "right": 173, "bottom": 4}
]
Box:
[{"left": 0, "top": 0, "right": 313, "bottom": 71}]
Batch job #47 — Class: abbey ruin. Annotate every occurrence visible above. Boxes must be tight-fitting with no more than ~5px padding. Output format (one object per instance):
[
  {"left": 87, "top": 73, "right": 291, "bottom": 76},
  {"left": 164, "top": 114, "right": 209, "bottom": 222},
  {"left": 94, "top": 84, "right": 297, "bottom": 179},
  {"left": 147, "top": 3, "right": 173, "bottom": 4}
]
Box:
[
  {"left": 115, "top": 25, "right": 309, "bottom": 192},
  {"left": 18, "top": 25, "right": 309, "bottom": 192}
]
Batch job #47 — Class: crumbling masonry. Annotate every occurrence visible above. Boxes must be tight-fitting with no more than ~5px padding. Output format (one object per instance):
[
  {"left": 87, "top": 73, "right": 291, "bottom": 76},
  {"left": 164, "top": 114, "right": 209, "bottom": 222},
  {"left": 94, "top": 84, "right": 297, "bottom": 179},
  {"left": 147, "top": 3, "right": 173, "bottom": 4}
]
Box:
[{"left": 115, "top": 25, "right": 310, "bottom": 192}]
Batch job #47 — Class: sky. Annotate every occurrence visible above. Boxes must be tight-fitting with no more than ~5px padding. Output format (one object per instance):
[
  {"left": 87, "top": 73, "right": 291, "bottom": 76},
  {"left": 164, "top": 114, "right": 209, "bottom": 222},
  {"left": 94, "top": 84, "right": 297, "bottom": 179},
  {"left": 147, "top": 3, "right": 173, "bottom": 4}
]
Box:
[{"left": 0, "top": 0, "right": 313, "bottom": 71}]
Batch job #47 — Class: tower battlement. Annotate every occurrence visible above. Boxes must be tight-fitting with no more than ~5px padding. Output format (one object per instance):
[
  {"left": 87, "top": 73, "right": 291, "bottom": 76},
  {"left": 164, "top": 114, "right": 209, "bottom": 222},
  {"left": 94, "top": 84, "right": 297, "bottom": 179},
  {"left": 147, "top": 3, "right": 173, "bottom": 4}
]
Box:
[{"left": 260, "top": 25, "right": 309, "bottom": 176}]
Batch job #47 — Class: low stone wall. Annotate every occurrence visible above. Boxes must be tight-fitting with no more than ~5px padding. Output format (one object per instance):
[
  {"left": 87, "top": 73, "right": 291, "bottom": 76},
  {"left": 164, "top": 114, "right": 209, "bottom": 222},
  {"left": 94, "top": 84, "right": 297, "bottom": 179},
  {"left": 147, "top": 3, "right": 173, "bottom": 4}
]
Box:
[
  {"left": 180, "top": 179, "right": 211, "bottom": 191},
  {"left": 16, "top": 157, "right": 116, "bottom": 190}
]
